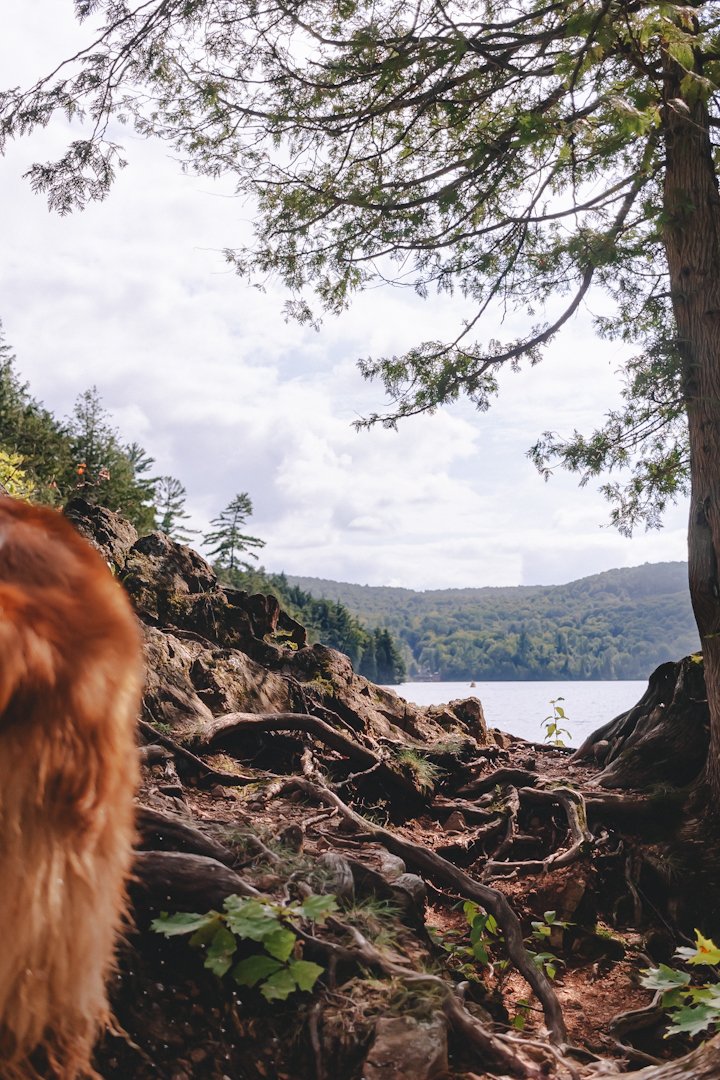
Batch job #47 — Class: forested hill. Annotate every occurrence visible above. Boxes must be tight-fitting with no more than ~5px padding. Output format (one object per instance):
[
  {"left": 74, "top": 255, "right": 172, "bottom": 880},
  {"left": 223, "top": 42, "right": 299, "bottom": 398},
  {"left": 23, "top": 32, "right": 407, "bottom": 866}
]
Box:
[{"left": 286, "top": 563, "right": 699, "bottom": 681}]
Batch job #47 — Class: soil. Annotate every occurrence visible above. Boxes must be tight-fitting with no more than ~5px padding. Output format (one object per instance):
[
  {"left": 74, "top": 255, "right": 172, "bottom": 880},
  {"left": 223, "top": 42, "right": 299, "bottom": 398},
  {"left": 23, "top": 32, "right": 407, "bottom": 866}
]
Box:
[{"left": 92, "top": 731, "right": 711, "bottom": 1079}]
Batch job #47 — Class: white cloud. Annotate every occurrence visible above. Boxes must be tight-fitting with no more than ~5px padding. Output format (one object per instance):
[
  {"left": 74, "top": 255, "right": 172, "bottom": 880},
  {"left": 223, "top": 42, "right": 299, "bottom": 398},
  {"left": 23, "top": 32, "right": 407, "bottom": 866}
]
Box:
[{"left": 0, "top": 3, "right": 691, "bottom": 590}]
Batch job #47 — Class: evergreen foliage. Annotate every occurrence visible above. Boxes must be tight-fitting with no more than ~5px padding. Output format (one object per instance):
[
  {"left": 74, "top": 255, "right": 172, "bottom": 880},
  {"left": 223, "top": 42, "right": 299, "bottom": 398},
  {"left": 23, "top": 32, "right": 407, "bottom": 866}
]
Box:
[
  {"left": 0, "top": 323, "right": 156, "bottom": 530},
  {"left": 203, "top": 493, "right": 265, "bottom": 572},
  {"left": 68, "top": 387, "right": 157, "bottom": 531},
  {"left": 156, "top": 475, "right": 196, "bottom": 543},
  {"left": 0, "top": 323, "right": 73, "bottom": 504},
  {"left": 287, "top": 563, "right": 699, "bottom": 681},
  {"left": 3, "top": 1, "right": 719, "bottom": 529}
]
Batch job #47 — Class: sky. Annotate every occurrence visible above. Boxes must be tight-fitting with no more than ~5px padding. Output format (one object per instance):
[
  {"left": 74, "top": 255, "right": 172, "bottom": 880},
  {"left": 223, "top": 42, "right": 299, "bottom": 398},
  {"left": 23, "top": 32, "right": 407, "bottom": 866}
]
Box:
[{"left": 0, "top": 2, "right": 690, "bottom": 591}]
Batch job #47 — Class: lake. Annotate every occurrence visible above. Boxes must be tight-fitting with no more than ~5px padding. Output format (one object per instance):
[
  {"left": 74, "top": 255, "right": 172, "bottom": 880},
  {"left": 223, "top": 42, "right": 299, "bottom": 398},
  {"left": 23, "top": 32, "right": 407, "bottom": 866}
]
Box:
[{"left": 390, "top": 680, "right": 648, "bottom": 748}]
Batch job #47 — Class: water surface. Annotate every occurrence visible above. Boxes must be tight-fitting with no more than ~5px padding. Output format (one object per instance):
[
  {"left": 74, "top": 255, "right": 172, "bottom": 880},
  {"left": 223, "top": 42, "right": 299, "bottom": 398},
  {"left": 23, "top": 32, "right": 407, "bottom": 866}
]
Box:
[{"left": 391, "top": 680, "right": 647, "bottom": 747}]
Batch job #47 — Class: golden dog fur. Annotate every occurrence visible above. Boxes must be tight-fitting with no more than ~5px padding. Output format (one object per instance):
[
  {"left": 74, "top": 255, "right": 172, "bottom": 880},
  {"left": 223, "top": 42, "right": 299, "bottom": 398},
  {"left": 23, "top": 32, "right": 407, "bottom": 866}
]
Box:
[{"left": 0, "top": 498, "right": 141, "bottom": 1078}]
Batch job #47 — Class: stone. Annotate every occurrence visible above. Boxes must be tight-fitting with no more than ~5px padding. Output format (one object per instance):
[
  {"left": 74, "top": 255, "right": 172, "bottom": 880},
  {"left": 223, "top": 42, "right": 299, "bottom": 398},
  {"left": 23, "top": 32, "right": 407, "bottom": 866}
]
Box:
[
  {"left": 64, "top": 497, "right": 139, "bottom": 573},
  {"left": 376, "top": 850, "right": 406, "bottom": 880},
  {"left": 362, "top": 1014, "right": 448, "bottom": 1080},
  {"left": 442, "top": 810, "right": 467, "bottom": 833}
]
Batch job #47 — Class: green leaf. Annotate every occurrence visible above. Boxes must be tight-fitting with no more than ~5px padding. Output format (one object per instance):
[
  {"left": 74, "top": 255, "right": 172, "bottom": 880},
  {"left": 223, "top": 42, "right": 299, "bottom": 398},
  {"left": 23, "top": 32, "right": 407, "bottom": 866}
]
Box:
[
  {"left": 151, "top": 911, "right": 219, "bottom": 937},
  {"left": 296, "top": 894, "right": 339, "bottom": 922},
  {"left": 640, "top": 965, "right": 691, "bottom": 991},
  {"left": 260, "top": 967, "right": 299, "bottom": 1002},
  {"left": 666, "top": 1004, "right": 719, "bottom": 1037},
  {"left": 689, "top": 985, "right": 720, "bottom": 1007},
  {"left": 463, "top": 901, "right": 480, "bottom": 924},
  {"left": 232, "top": 954, "right": 284, "bottom": 988},
  {"left": 205, "top": 926, "right": 237, "bottom": 977},
  {"left": 223, "top": 899, "right": 280, "bottom": 942},
  {"left": 190, "top": 916, "right": 225, "bottom": 948},
  {"left": 287, "top": 959, "right": 325, "bottom": 991},
  {"left": 544, "top": 911, "right": 557, "bottom": 924},
  {"left": 263, "top": 928, "right": 297, "bottom": 962},
  {"left": 471, "top": 939, "right": 489, "bottom": 965},
  {"left": 661, "top": 989, "right": 687, "bottom": 1009},
  {"left": 531, "top": 922, "right": 551, "bottom": 937}
]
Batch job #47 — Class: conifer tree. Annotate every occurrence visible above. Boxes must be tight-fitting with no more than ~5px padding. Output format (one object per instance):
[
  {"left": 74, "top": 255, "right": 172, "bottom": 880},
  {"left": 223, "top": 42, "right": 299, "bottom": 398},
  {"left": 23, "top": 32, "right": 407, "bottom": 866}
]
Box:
[
  {"left": 203, "top": 493, "right": 265, "bottom": 571},
  {"left": 155, "top": 476, "right": 196, "bottom": 543}
]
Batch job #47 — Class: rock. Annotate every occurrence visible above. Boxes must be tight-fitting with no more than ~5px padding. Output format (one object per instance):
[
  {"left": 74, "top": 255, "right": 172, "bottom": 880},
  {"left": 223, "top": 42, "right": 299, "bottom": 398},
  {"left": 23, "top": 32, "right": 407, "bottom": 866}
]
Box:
[
  {"left": 75, "top": 501, "right": 487, "bottom": 761},
  {"left": 391, "top": 873, "right": 427, "bottom": 919},
  {"left": 362, "top": 1014, "right": 448, "bottom": 1080},
  {"left": 377, "top": 850, "right": 406, "bottom": 880},
  {"left": 422, "top": 697, "right": 487, "bottom": 742},
  {"left": 64, "top": 497, "right": 139, "bottom": 572},
  {"left": 442, "top": 810, "right": 467, "bottom": 834},
  {"left": 316, "top": 852, "right": 355, "bottom": 901},
  {"left": 276, "top": 824, "right": 304, "bottom": 852}
]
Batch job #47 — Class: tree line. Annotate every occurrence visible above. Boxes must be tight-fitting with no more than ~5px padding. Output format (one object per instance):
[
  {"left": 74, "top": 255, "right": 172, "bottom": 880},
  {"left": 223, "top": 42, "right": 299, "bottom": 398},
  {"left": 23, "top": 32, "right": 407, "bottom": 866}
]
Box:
[{"left": 288, "top": 563, "right": 700, "bottom": 682}]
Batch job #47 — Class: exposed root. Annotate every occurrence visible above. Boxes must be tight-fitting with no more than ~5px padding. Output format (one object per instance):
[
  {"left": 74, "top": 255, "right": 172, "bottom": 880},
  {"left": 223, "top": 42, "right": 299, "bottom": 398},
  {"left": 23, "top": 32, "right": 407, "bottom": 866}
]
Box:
[
  {"left": 457, "top": 768, "right": 540, "bottom": 798},
  {"left": 481, "top": 786, "right": 520, "bottom": 881},
  {"left": 195, "top": 711, "right": 422, "bottom": 800},
  {"left": 138, "top": 718, "right": 256, "bottom": 786},
  {"left": 327, "top": 917, "right": 544, "bottom": 1078},
  {"left": 431, "top": 796, "right": 500, "bottom": 824},
  {"left": 136, "top": 805, "right": 239, "bottom": 867},
  {"left": 483, "top": 786, "right": 592, "bottom": 879},
  {"left": 278, "top": 776, "right": 567, "bottom": 1044},
  {"left": 132, "top": 850, "right": 261, "bottom": 910}
]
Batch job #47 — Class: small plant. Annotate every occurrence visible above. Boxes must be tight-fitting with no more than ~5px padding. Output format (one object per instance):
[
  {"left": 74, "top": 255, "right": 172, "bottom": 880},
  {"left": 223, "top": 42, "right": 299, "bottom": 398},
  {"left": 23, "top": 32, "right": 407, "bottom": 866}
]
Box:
[
  {"left": 527, "top": 910, "right": 569, "bottom": 981},
  {"left": 152, "top": 892, "right": 337, "bottom": 1002},
  {"left": 434, "top": 901, "right": 505, "bottom": 978},
  {"left": 512, "top": 999, "right": 531, "bottom": 1031},
  {"left": 641, "top": 930, "right": 720, "bottom": 1038},
  {"left": 542, "top": 698, "right": 572, "bottom": 747},
  {"left": 395, "top": 749, "right": 442, "bottom": 793}
]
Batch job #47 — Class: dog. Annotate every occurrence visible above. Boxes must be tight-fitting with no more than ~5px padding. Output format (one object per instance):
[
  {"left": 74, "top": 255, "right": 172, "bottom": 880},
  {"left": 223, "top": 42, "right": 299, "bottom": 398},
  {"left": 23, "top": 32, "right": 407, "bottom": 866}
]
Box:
[{"left": 0, "top": 497, "right": 142, "bottom": 1078}]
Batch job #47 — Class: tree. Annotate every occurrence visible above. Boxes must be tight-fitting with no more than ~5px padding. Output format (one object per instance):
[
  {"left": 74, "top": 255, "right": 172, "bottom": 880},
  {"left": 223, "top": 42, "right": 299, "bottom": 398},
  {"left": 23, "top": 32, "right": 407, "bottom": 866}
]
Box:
[
  {"left": 203, "top": 493, "right": 265, "bottom": 572},
  {"left": 0, "top": 321, "right": 73, "bottom": 503},
  {"left": 67, "top": 387, "right": 158, "bottom": 530},
  {"left": 4, "top": 3, "right": 720, "bottom": 794},
  {"left": 155, "top": 475, "right": 196, "bottom": 543}
]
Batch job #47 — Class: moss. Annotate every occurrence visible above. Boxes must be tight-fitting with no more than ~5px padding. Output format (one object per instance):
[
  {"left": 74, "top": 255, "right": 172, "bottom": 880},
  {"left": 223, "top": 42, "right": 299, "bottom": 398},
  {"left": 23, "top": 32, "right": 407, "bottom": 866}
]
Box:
[{"left": 304, "top": 675, "right": 336, "bottom": 697}]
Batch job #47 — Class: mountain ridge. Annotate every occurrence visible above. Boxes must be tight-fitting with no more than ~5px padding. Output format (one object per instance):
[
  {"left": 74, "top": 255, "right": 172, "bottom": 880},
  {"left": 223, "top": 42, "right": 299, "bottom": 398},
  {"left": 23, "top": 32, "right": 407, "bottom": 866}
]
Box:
[{"left": 285, "top": 561, "right": 698, "bottom": 681}]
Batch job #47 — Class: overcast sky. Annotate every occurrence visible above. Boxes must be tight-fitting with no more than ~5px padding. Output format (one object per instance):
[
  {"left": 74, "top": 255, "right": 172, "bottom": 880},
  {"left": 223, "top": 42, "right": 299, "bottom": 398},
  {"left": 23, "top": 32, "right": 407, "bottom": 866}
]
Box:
[{"left": 0, "top": 2, "right": 690, "bottom": 590}]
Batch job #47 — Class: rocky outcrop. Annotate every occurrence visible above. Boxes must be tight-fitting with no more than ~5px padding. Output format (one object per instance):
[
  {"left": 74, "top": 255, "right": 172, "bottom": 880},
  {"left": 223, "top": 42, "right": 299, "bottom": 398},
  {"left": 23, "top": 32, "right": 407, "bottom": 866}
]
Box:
[{"left": 63, "top": 501, "right": 488, "bottom": 762}]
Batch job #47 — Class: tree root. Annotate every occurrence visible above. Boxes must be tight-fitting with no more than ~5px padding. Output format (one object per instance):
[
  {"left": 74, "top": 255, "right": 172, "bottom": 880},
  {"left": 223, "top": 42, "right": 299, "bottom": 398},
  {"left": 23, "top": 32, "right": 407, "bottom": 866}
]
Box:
[
  {"left": 482, "top": 786, "right": 592, "bottom": 879},
  {"left": 430, "top": 796, "right": 499, "bottom": 824},
  {"left": 326, "top": 917, "right": 545, "bottom": 1078},
  {"left": 599, "top": 1034, "right": 720, "bottom": 1079},
  {"left": 457, "top": 767, "right": 540, "bottom": 798},
  {"left": 132, "top": 850, "right": 260, "bottom": 910},
  {"left": 136, "top": 805, "right": 240, "bottom": 867},
  {"left": 481, "top": 786, "right": 520, "bottom": 880},
  {"left": 138, "top": 718, "right": 257, "bottom": 786},
  {"left": 278, "top": 776, "right": 567, "bottom": 1044},
  {"left": 194, "top": 711, "right": 422, "bottom": 800}
]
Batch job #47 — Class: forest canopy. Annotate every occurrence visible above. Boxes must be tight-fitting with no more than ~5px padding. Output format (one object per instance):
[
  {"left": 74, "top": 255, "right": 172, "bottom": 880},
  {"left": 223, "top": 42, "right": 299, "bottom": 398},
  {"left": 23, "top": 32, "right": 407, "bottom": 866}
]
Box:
[{"left": 288, "top": 562, "right": 700, "bottom": 681}]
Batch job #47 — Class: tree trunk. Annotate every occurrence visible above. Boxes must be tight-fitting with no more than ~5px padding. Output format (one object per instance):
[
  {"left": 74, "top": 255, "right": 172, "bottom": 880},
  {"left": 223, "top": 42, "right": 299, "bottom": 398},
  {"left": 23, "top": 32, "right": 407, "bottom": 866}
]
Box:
[
  {"left": 570, "top": 656, "right": 709, "bottom": 788},
  {"left": 662, "top": 44, "right": 720, "bottom": 807}
]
